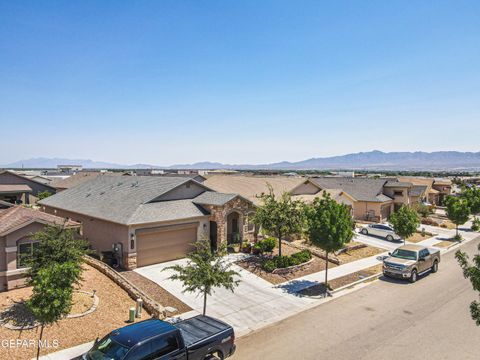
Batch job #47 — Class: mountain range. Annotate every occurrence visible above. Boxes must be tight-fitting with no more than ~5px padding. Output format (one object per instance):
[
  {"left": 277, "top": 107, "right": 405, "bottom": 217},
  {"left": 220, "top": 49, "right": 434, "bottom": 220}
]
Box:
[{"left": 2, "top": 151, "right": 480, "bottom": 171}]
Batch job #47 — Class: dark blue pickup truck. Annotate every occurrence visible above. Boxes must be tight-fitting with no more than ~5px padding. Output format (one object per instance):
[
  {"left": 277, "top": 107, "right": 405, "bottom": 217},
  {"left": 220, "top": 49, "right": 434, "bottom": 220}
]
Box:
[{"left": 82, "top": 315, "right": 236, "bottom": 360}]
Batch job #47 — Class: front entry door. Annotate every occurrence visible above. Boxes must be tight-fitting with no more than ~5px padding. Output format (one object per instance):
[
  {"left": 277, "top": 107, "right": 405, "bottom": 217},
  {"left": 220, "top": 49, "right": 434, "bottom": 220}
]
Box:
[{"left": 209, "top": 221, "right": 218, "bottom": 252}]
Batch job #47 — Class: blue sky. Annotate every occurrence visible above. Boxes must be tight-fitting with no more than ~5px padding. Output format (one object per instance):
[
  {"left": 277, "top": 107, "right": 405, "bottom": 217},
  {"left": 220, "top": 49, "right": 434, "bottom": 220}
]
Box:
[{"left": 1, "top": 1, "right": 479, "bottom": 165}]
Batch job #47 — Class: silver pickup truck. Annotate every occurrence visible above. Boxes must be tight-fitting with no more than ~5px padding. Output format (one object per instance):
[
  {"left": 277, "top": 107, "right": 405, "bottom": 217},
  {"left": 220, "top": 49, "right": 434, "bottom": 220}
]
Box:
[{"left": 383, "top": 244, "right": 440, "bottom": 283}]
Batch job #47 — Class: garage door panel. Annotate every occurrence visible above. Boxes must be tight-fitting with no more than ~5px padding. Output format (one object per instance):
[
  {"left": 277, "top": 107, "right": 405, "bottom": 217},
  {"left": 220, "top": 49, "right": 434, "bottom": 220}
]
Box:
[{"left": 137, "top": 226, "right": 197, "bottom": 267}]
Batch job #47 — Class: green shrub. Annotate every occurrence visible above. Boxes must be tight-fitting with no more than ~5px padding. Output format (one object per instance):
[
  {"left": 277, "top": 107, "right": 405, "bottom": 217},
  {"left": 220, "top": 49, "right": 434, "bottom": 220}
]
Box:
[
  {"left": 254, "top": 237, "right": 277, "bottom": 254},
  {"left": 261, "top": 250, "right": 312, "bottom": 272},
  {"left": 262, "top": 260, "right": 276, "bottom": 273},
  {"left": 471, "top": 218, "right": 480, "bottom": 232}
]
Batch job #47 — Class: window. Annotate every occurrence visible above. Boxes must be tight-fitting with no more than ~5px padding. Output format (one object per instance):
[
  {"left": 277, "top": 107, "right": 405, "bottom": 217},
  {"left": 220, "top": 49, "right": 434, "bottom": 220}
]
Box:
[
  {"left": 148, "top": 334, "right": 178, "bottom": 358},
  {"left": 17, "top": 242, "right": 39, "bottom": 268},
  {"left": 394, "top": 191, "right": 403, "bottom": 196}
]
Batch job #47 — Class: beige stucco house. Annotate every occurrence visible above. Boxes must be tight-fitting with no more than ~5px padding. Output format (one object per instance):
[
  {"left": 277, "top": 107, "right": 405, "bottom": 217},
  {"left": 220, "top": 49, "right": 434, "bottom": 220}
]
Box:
[
  {"left": 0, "top": 171, "right": 57, "bottom": 205},
  {"left": 0, "top": 206, "right": 79, "bottom": 291},
  {"left": 39, "top": 176, "right": 255, "bottom": 270}
]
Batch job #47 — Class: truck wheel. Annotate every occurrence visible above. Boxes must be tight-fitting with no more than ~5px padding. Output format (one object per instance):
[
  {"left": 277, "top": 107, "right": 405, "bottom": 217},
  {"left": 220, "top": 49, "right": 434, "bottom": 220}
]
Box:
[
  {"left": 361, "top": 228, "right": 368, "bottom": 235},
  {"left": 386, "top": 235, "right": 394, "bottom": 241},
  {"left": 205, "top": 353, "right": 223, "bottom": 360},
  {"left": 409, "top": 269, "right": 418, "bottom": 283},
  {"left": 431, "top": 260, "right": 439, "bottom": 273}
]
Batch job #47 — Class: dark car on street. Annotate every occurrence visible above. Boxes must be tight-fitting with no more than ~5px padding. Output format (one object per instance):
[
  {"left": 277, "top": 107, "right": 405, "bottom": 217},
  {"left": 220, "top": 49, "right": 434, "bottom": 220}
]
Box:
[{"left": 82, "top": 315, "right": 236, "bottom": 360}]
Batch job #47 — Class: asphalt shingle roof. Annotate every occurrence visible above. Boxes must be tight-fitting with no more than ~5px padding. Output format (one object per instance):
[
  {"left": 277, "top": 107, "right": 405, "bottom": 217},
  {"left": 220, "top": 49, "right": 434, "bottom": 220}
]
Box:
[
  {"left": 310, "top": 177, "right": 392, "bottom": 202},
  {"left": 410, "top": 185, "right": 428, "bottom": 197},
  {"left": 128, "top": 200, "right": 210, "bottom": 225},
  {"left": 193, "top": 191, "right": 238, "bottom": 206},
  {"left": 39, "top": 175, "right": 199, "bottom": 224}
]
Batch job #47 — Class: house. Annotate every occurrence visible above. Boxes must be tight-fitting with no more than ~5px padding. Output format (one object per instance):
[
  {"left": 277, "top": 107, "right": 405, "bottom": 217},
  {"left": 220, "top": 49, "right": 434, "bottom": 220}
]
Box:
[
  {"left": 39, "top": 176, "right": 255, "bottom": 269},
  {"left": 398, "top": 177, "right": 438, "bottom": 204},
  {"left": 310, "top": 177, "right": 395, "bottom": 221},
  {"left": 432, "top": 178, "right": 452, "bottom": 203},
  {"left": 50, "top": 171, "right": 114, "bottom": 191},
  {"left": 203, "top": 175, "right": 356, "bottom": 216},
  {"left": 57, "top": 164, "right": 83, "bottom": 173},
  {"left": 0, "top": 171, "right": 57, "bottom": 205},
  {"left": 0, "top": 206, "right": 80, "bottom": 291}
]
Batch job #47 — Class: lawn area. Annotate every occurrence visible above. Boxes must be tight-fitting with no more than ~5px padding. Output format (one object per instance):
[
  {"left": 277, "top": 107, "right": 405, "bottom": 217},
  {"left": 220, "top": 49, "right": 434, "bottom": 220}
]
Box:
[
  {"left": 236, "top": 242, "right": 337, "bottom": 285},
  {"left": 335, "top": 242, "right": 385, "bottom": 264},
  {"left": 407, "top": 232, "right": 433, "bottom": 243},
  {"left": 0, "top": 264, "right": 150, "bottom": 360},
  {"left": 298, "top": 264, "right": 383, "bottom": 297},
  {"left": 122, "top": 271, "right": 191, "bottom": 315}
]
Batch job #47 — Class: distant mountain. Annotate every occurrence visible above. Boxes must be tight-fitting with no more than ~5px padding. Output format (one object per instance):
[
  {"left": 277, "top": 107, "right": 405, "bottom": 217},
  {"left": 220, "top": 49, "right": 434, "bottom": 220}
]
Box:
[{"left": 3, "top": 151, "right": 480, "bottom": 171}]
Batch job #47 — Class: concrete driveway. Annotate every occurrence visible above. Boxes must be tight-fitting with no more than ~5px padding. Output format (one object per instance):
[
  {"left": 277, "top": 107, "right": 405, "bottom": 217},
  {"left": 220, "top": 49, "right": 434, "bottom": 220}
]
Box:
[{"left": 134, "top": 254, "right": 319, "bottom": 336}]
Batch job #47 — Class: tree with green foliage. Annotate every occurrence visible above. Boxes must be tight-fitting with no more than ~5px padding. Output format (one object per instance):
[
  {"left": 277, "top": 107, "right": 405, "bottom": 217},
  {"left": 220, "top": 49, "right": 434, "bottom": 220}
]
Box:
[
  {"left": 252, "top": 186, "right": 305, "bottom": 257},
  {"left": 389, "top": 205, "right": 420, "bottom": 244},
  {"left": 305, "top": 192, "right": 354, "bottom": 290},
  {"left": 445, "top": 196, "right": 471, "bottom": 239},
  {"left": 462, "top": 186, "right": 480, "bottom": 217},
  {"left": 456, "top": 245, "right": 480, "bottom": 326},
  {"left": 26, "top": 225, "right": 88, "bottom": 359},
  {"left": 37, "top": 191, "right": 52, "bottom": 201},
  {"left": 165, "top": 239, "right": 240, "bottom": 315},
  {"left": 28, "top": 262, "right": 81, "bottom": 359}
]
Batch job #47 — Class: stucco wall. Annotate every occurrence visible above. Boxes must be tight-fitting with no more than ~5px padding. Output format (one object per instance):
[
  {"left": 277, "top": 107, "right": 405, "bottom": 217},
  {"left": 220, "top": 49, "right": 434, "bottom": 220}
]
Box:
[
  {"left": 0, "top": 172, "right": 56, "bottom": 201},
  {"left": 42, "top": 206, "right": 130, "bottom": 255},
  {"left": 353, "top": 201, "right": 393, "bottom": 222},
  {"left": 291, "top": 181, "right": 320, "bottom": 195}
]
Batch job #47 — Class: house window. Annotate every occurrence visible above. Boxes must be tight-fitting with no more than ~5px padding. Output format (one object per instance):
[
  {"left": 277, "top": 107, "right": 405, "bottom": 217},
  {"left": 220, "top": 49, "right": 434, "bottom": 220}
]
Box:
[
  {"left": 17, "top": 242, "right": 39, "bottom": 268},
  {"left": 394, "top": 191, "right": 403, "bottom": 196}
]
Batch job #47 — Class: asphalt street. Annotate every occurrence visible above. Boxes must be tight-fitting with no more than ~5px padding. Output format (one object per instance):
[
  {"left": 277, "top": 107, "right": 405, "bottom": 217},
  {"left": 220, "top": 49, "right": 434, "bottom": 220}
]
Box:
[{"left": 234, "top": 236, "right": 480, "bottom": 360}]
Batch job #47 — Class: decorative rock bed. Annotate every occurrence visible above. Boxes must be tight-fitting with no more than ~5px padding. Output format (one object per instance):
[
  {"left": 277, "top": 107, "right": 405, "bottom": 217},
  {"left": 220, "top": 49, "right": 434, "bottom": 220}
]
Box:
[
  {"left": 0, "top": 290, "right": 99, "bottom": 330},
  {"left": 271, "top": 257, "right": 315, "bottom": 275}
]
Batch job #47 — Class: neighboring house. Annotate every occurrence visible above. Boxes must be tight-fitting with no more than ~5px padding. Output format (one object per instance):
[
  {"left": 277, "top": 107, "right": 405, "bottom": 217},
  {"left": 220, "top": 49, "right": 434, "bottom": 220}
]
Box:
[
  {"left": 398, "top": 177, "right": 452, "bottom": 205},
  {"left": 204, "top": 175, "right": 355, "bottom": 215},
  {"left": 432, "top": 178, "right": 452, "bottom": 203},
  {"left": 0, "top": 171, "right": 57, "bottom": 205},
  {"left": 39, "top": 176, "right": 255, "bottom": 269},
  {"left": 50, "top": 171, "right": 109, "bottom": 191},
  {"left": 0, "top": 206, "right": 79, "bottom": 291},
  {"left": 310, "top": 177, "right": 395, "bottom": 222}
]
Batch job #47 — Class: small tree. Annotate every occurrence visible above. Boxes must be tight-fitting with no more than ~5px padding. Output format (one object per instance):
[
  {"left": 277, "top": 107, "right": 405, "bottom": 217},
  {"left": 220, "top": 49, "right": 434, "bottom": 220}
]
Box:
[
  {"left": 37, "top": 191, "right": 52, "bottom": 201},
  {"left": 456, "top": 245, "right": 480, "bottom": 326},
  {"left": 26, "top": 225, "right": 88, "bottom": 360},
  {"left": 462, "top": 186, "right": 480, "bottom": 219},
  {"left": 28, "top": 262, "right": 81, "bottom": 359},
  {"left": 305, "top": 192, "right": 354, "bottom": 290},
  {"left": 389, "top": 205, "right": 420, "bottom": 244},
  {"left": 445, "top": 196, "right": 471, "bottom": 239},
  {"left": 252, "top": 186, "right": 305, "bottom": 257},
  {"left": 165, "top": 239, "right": 240, "bottom": 315}
]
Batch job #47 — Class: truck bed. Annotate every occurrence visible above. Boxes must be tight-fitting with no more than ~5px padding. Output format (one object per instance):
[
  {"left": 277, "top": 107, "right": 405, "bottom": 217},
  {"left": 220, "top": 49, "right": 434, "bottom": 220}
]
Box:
[{"left": 174, "top": 315, "right": 232, "bottom": 347}]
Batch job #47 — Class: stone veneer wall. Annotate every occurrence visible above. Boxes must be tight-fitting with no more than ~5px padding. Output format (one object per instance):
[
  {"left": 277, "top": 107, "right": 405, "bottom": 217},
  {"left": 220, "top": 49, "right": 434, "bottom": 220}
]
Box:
[{"left": 83, "top": 255, "right": 166, "bottom": 319}]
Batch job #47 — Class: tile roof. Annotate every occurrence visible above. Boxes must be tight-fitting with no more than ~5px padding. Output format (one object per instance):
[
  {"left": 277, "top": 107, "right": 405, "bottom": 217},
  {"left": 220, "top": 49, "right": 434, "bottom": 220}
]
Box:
[
  {"left": 0, "top": 184, "right": 32, "bottom": 193},
  {"left": 0, "top": 206, "right": 79, "bottom": 236},
  {"left": 310, "top": 177, "right": 392, "bottom": 202},
  {"left": 193, "top": 191, "right": 239, "bottom": 206},
  {"left": 204, "top": 175, "right": 306, "bottom": 204},
  {"left": 39, "top": 175, "right": 204, "bottom": 224}
]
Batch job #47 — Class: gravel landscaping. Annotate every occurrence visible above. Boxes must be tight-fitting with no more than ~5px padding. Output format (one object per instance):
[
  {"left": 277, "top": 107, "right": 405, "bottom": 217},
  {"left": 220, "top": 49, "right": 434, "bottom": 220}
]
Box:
[
  {"left": 335, "top": 242, "right": 385, "bottom": 264},
  {"left": 407, "top": 232, "right": 432, "bottom": 243},
  {"left": 298, "top": 264, "right": 383, "bottom": 297},
  {"left": 0, "top": 264, "right": 150, "bottom": 360},
  {"left": 122, "top": 271, "right": 192, "bottom": 315}
]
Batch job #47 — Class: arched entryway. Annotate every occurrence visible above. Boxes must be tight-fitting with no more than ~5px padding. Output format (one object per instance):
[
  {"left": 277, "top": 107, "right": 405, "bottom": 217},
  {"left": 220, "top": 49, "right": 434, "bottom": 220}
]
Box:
[{"left": 226, "top": 211, "right": 242, "bottom": 244}]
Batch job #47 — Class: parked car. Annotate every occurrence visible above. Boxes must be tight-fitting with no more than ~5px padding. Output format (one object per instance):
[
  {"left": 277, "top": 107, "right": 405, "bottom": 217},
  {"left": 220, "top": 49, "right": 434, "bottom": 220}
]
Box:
[
  {"left": 360, "top": 224, "right": 402, "bottom": 241},
  {"left": 81, "top": 315, "right": 236, "bottom": 360},
  {"left": 383, "top": 244, "right": 440, "bottom": 283}
]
